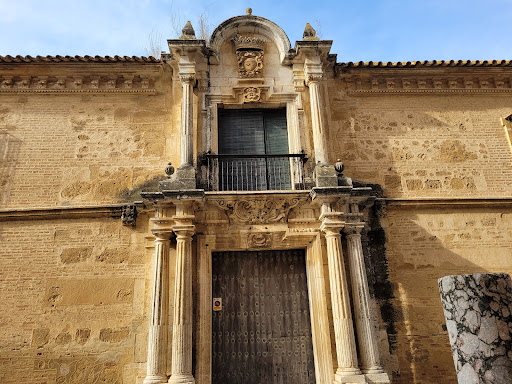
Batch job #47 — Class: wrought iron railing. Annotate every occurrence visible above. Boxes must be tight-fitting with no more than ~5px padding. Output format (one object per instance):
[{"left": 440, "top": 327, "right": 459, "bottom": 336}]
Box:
[{"left": 201, "top": 153, "right": 307, "bottom": 191}]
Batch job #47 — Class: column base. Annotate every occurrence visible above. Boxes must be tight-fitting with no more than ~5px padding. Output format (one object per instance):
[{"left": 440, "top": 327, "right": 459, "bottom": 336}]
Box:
[
  {"left": 334, "top": 370, "right": 367, "bottom": 384},
  {"left": 364, "top": 372, "right": 391, "bottom": 383},
  {"left": 143, "top": 375, "right": 168, "bottom": 384},
  {"left": 168, "top": 374, "right": 195, "bottom": 384}
]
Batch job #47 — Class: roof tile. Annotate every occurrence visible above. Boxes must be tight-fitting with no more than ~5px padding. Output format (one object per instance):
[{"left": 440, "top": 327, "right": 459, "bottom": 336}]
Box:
[{"left": 0, "top": 55, "right": 160, "bottom": 63}]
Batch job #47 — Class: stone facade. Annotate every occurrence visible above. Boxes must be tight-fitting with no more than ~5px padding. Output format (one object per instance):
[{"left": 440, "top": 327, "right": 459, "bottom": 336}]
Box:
[{"left": 0, "top": 10, "right": 511, "bottom": 384}]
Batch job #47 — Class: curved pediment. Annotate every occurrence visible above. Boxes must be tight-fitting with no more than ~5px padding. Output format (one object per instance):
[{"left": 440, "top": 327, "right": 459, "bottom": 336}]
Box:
[{"left": 209, "top": 14, "right": 291, "bottom": 64}]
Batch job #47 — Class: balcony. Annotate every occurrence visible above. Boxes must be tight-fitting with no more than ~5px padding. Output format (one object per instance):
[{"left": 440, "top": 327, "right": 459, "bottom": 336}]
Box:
[{"left": 200, "top": 153, "right": 307, "bottom": 191}]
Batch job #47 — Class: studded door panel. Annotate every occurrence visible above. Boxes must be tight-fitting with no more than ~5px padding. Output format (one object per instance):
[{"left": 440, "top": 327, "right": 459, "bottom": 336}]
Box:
[{"left": 212, "top": 250, "right": 315, "bottom": 384}]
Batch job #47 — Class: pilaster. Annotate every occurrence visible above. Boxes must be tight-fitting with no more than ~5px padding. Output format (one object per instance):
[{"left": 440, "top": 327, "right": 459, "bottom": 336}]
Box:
[
  {"left": 162, "top": 28, "right": 207, "bottom": 191},
  {"left": 305, "top": 58, "right": 329, "bottom": 166},
  {"left": 179, "top": 70, "right": 195, "bottom": 168}
]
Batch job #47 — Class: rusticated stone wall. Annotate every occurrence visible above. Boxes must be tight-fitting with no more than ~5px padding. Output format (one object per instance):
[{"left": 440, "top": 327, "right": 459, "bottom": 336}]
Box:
[
  {"left": 438, "top": 273, "right": 512, "bottom": 384},
  {"left": 381, "top": 206, "right": 512, "bottom": 384},
  {"left": 0, "top": 66, "right": 182, "bottom": 209},
  {"left": 325, "top": 87, "right": 512, "bottom": 197},
  {"left": 0, "top": 56, "right": 511, "bottom": 384},
  {"left": 0, "top": 215, "right": 163, "bottom": 384}
]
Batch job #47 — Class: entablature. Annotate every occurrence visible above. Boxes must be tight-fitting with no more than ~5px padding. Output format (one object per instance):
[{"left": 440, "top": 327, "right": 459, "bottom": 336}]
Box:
[{"left": 336, "top": 65, "right": 512, "bottom": 94}]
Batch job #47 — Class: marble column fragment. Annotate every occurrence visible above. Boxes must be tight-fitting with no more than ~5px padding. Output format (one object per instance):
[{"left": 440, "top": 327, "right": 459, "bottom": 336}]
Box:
[
  {"left": 144, "top": 231, "right": 171, "bottom": 384},
  {"left": 438, "top": 273, "right": 512, "bottom": 384},
  {"left": 346, "top": 225, "right": 390, "bottom": 383}
]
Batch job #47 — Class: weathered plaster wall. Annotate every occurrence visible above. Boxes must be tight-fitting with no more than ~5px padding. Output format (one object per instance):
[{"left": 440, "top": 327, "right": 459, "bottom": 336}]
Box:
[
  {"left": 0, "top": 215, "right": 166, "bottom": 384},
  {"left": 381, "top": 206, "right": 512, "bottom": 383},
  {"left": 0, "top": 67, "right": 181, "bottom": 209},
  {"left": 325, "top": 88, "right": 512, "bottom": 197}
]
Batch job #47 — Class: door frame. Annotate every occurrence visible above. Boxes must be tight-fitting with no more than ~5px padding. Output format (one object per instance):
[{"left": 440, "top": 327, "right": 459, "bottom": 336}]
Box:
[{"left": 195, "top": 233, "right": 334, "bottom": 384}]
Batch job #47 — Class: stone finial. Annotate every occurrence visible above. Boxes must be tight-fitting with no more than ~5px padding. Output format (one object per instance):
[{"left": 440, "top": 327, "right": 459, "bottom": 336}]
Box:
[
  {"left": 334, "top": 159, "right": 344, "bottom": 175},
  {"left": 164, "top": 162, "right": 175, "bottom": 178},
  {"left": 303, "top": 23, "right": 319, "bottom": 41},
  {"left": 180, "top": 21, "right": 196, "bottom": 40},
  {"left": 246, "top": 7, "right": 252, "bottom": 15}
]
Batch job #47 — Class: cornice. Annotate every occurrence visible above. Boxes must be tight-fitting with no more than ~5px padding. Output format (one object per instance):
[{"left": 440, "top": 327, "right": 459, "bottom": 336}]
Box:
[
  {"left": 0, "top": 88, "right": 157, "bottom": 95},
  {"left": 348, "top": 88, "right": 512, "bottom": 95},
  {"left": 341, "top": 75, "right": 512, "bottom": 95},
  {"left": 0, "top": 203, "right": 150, "bottom": 222},
  {"left": 381, "top": 197, "right": 512, "bottom": 209},
  {"left": 0, "top": 74, "right": 157, "bottom": 94}
]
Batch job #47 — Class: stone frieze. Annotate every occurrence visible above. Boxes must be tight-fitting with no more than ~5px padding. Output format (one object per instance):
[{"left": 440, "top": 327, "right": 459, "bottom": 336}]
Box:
[
  {"left": 211, "top": 195, "right": 309, "bottom": 224},
  {"left": 0, "top": 75, "right": 155, "bottom": 93},
  {"left": 341, "top": 75, "right": 512, "bottom": 94}
]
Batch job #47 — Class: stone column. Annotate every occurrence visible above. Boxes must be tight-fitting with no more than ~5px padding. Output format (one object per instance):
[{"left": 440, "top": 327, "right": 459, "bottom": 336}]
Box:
[
  {"left": 168, "top": 202, "right": 195, "bottom": 384},
  {"left": 144, "top": 230, "right": 171, "bottom": 384},
  {"left": 321, "top": 220, "right": 364, "bottom": 383},
  {"left": 180, "top": 75, "right": 194, "bottom": 167},
  {"left": 286, "top": 101, "right": 303, "bottom": 189},
  {"left": 306, "top": 74, "right": 328, "bottom": 165},
  {"left": 438, "top": 273, "right": 512, "bottom": 384},
  {"left": 346, "top": 225, "right": 390, "bottom": 383}
]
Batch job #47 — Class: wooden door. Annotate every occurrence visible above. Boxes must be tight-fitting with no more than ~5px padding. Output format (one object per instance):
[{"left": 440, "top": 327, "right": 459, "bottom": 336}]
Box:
[{"left": 212, "top": 250, "right": 315, "bottom": 384}]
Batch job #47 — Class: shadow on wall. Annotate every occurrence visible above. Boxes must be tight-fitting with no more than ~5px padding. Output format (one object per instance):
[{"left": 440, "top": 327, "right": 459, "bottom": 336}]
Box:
[
  {"left": 326, "top": 90, "right": 512, "bottom": 383},
  {"left": 0, "top": 131, "right": 22, "bottom": 206},
  {"left": 363, "top": 199, "right": 510, "bottom": 384}
]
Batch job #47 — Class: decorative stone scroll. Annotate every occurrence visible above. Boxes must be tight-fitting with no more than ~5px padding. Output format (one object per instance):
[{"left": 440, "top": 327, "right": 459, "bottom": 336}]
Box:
[
  {"left": 212, "top": 196, "right": 308, "bottom": 224},
  {"left": 243, "top": 87, "right": 261, "bottom": 102},
  {"left": 121, "top": 205, "right": 137, "bottom": 226},
  {"left": 247, "top": 232, "right": 272, "bottom": 248},
  {"left": 233, "top": 34, "right": 265, "bottom": 78},
  {"left": 438, "top": 273, "right": 512, "bottom": 384}
]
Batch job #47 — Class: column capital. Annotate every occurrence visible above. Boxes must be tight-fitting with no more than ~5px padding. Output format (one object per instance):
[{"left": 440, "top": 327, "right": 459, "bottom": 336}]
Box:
[
  {"left": 172, "top": 224, "right": 195, "bottom": 239},
  {"left": 305, "top": 72, "right": 322, "bottom": 86},
  {"left": 321, "top": 226, "right": 343, "bottom": 238},
  {"left": 179, "top": 74, "right": 195, "bottom": 84},
  {"left": 304, "top": 59, "right": 323, "bottom": 87},
  {"left": 320, "top": 218, "right": 344, "bottom": 236},
  {"left": 151, "top": 228, "right": 173, "bottom": 240},
  {"left": 344, "top": 224, "right": 365, "bottom": 236}
]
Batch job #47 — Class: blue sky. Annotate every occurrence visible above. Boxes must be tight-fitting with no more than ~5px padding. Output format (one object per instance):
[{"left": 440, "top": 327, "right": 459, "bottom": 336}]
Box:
[{"left": 1, "top": 0, "right": 511, "bottom": 62}]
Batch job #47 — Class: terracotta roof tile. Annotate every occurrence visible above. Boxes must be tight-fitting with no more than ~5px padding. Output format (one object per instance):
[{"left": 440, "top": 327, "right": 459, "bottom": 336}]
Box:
[
  {"left": 0, "top": 55, "right": 160, "bottom": 63},
  {"left": 337, "top": 60, "right": 512, "bottom": 68}
]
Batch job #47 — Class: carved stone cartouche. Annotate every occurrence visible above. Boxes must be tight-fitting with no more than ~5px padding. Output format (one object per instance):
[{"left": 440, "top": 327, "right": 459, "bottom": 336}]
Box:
[{"left": 232, "top": 35, "right": 265, "bottom": 78}]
